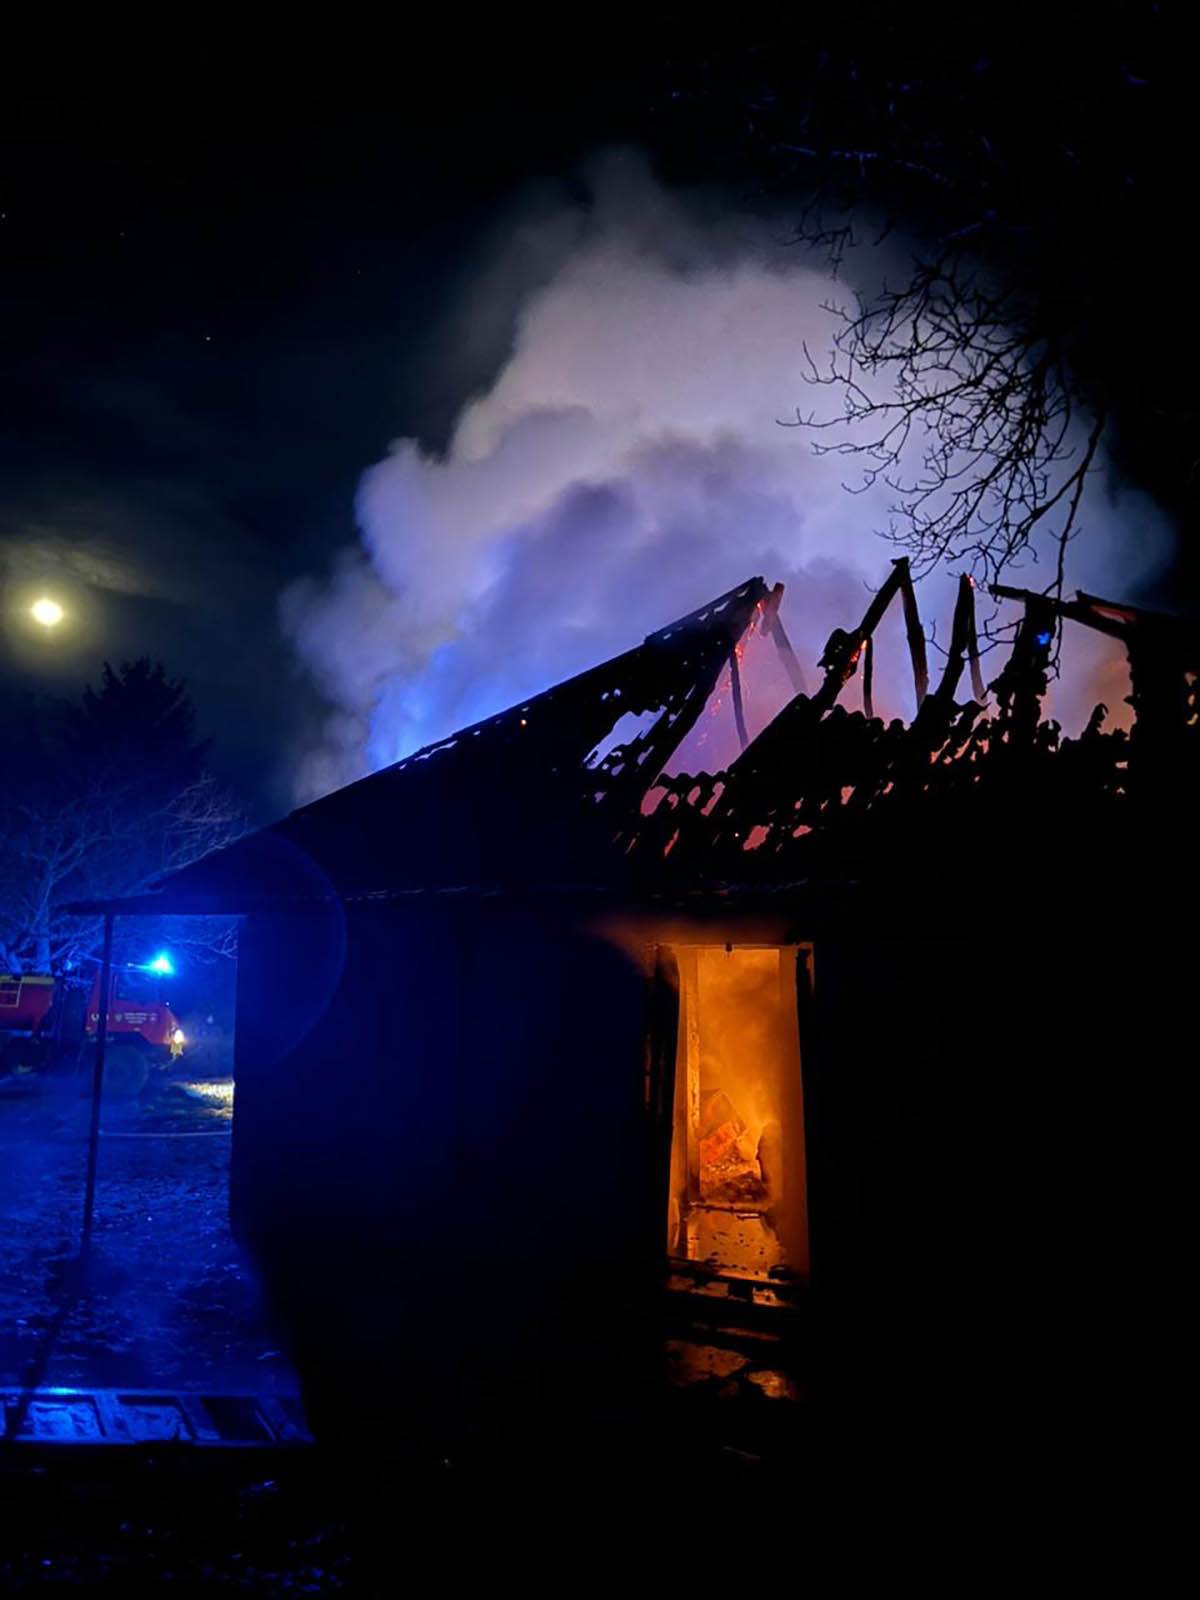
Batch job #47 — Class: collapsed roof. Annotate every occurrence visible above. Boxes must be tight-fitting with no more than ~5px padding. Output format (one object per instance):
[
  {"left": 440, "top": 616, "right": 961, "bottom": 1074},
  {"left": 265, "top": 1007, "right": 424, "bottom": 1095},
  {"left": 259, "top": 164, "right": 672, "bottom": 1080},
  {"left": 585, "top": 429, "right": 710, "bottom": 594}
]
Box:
[
  {"left": 137, "top": 577, "right": 774, "bottom": 909},
  {"left": 82, "top": 564, "right": 1200, "bottom": 916}
]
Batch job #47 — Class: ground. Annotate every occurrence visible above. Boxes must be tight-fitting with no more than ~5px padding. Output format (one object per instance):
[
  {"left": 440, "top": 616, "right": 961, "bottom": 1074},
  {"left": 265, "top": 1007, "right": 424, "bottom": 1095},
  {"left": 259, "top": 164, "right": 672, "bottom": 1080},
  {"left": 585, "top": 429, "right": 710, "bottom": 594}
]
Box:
[
  {"left": 0, "top": 1074, "right": 351, "bottom": 1590},
  {"left": 0, "top": 1071, "right": 802, "bottom": 1588},
  {"left": 0, "top": 1074, "right": 293, "bottom": 1396}
]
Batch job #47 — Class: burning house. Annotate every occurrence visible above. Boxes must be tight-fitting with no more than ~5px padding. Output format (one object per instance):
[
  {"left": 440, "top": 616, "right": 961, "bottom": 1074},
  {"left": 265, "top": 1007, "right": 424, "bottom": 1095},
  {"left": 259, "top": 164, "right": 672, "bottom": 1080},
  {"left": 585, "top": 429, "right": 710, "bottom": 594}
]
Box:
[{"left": 84, "top": 564, "right": 1198, "bottom": 1464}]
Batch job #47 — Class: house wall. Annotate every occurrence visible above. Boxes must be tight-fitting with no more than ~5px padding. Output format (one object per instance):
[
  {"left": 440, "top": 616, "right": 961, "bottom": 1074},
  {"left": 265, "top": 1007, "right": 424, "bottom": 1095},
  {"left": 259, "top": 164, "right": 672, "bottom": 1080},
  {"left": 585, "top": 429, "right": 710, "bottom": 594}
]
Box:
[
  {"left": 230, "top": 890, "right": 1192, "bottom": 1461},
  {"left": 231, "top": 897, "right": 653, "bottom": 1450},
  {"left": 602, "top": 895, "right": 1191, "bottom": 1461},
  {"left": 797, "top": 907, "right": 1193, "bottom": 1462}
]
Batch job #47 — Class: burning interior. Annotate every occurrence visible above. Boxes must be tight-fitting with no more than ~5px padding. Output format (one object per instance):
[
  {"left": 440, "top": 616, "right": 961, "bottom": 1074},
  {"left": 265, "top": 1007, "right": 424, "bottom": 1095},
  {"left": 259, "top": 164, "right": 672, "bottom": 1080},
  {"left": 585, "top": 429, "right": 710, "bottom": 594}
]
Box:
[{"left": 666, "top": 945, "right": 808, "bottom": 1282}]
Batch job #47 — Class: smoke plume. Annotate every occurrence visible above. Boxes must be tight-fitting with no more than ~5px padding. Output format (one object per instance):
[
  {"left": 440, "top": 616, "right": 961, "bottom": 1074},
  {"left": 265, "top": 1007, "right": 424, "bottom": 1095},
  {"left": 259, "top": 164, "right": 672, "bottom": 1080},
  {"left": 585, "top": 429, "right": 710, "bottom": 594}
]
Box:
[{"left": 282, "top": 154, "right": 1173, "bottom": 801}]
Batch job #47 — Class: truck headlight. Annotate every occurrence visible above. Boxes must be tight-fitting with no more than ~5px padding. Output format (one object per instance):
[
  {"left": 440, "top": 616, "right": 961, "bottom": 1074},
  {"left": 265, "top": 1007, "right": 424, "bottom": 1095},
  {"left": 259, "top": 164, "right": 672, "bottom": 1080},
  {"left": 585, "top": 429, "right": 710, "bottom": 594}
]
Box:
[{"left": 172, "top": 1028, "right": 185, "bottom": 1046}]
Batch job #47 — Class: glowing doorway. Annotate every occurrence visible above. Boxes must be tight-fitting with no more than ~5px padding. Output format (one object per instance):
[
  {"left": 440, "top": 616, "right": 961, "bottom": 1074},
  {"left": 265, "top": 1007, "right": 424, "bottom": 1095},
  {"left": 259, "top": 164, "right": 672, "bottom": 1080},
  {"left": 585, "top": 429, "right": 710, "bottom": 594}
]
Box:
[{"left": 665, "top": 946, "right": 809, "bottom": 1280}]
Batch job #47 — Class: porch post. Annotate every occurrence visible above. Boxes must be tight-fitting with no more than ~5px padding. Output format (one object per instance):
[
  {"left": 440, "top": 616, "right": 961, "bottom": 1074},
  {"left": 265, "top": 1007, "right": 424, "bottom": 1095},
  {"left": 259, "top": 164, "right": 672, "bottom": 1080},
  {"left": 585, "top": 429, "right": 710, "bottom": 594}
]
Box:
[{"left": 81, "top": 910, "right": 114, "bottom": 1257}]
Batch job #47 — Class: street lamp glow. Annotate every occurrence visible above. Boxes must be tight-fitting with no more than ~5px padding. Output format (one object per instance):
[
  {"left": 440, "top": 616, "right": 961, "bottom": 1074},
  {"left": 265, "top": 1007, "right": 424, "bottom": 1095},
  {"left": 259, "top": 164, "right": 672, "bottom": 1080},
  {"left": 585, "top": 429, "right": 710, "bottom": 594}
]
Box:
[{"left": 31, "top": 598, "right": 64, "bottom": 627}]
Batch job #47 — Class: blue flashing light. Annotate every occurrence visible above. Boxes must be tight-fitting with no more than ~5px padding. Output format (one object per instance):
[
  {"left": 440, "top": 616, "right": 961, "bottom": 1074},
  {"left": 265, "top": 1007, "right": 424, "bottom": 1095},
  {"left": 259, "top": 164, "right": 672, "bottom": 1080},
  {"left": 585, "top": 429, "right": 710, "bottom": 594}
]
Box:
[
  {"left": 145, "top": 952, "right": 175, "bottom": 976},
  {"left": 1034, "top": 630, "right": 1053, "bottom": 648}
]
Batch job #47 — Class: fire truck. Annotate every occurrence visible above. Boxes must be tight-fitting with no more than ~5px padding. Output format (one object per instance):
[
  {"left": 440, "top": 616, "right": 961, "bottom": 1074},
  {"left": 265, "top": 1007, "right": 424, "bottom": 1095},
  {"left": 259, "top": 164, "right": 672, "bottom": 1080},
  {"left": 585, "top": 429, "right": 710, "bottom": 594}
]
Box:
[{"left": 0, "top": 959, "right": 186, "bottom": 1097}]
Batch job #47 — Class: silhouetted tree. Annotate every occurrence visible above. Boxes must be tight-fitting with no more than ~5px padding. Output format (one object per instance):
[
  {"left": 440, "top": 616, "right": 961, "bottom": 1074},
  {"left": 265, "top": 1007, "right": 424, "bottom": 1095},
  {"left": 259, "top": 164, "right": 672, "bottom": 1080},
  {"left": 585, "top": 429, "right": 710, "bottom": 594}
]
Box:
[
  {"left": 0, "top": 661, "right": 241, "bottom": 974},
  {"left": 73, "top": 659, "right": 208, "bottom": 799},
  {"left": 659, "top": 8, "right": 1191, "bottom": 594}
]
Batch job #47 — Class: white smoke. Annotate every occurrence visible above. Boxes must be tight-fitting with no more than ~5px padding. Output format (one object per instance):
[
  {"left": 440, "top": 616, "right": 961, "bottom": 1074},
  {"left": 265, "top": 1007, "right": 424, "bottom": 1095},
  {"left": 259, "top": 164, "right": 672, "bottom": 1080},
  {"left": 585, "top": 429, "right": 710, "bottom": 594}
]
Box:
[{"left": 282, "top": 154, "right": 1174, "bottom": 801}]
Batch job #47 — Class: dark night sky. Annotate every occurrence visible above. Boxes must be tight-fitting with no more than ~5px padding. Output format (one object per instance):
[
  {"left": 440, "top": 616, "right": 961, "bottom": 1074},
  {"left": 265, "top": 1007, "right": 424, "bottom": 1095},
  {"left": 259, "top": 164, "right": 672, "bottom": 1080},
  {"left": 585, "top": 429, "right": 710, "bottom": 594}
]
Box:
[
  {"left": 0, "top": 56, "right": 665, "bottom": 814},
  {"left": 3, "top": 20, "right": 1194, "bottom": 817}
]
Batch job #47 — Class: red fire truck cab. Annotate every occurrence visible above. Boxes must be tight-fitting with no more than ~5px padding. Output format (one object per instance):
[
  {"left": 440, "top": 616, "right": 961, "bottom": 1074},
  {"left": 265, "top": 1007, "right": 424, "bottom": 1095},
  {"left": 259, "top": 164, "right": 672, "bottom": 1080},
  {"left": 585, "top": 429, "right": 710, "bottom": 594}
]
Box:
[{"left": 0, "top": 964, "right": 186, "bottom": 1095}]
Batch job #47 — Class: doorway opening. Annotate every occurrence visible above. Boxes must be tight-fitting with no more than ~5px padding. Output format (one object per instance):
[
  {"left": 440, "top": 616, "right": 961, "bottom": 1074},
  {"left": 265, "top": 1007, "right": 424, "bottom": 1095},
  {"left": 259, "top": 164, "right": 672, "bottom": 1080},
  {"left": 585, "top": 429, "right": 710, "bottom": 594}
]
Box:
[{"left": 665, "top": 945, "right": 809, "bottom": 1281}]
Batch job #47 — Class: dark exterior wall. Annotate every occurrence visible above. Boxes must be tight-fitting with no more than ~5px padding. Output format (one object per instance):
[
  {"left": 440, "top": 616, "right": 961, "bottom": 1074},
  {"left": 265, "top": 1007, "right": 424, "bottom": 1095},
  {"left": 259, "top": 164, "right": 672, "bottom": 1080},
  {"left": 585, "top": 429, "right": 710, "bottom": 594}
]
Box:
[
  {"left": 230, "top": 889, "right": 1192, "bottom": 1458},
  {"left": 801, "top": 908, "right": 1193, "bottom": 1452},
  {"left": 231, "top": 898, "right": 652, "bottom": 1445}
]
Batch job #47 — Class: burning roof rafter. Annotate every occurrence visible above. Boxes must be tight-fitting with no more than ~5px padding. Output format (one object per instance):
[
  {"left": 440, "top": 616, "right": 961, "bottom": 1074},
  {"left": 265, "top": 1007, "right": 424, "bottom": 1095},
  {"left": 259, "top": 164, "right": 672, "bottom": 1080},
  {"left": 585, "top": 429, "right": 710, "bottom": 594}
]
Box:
[
  {"left": 72, "top": 565, "right": 1200, "bottom": 916},
  {"left": 624, "top": 567, "right": 1199, "bottom": 882}
]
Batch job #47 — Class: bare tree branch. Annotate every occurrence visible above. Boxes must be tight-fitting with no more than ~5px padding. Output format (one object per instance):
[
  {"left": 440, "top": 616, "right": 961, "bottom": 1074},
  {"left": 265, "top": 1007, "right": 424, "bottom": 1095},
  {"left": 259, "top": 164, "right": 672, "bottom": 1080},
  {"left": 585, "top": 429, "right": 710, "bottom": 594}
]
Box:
[{"left": 787, "top": 250, "right": 1108, "bottom": 590}]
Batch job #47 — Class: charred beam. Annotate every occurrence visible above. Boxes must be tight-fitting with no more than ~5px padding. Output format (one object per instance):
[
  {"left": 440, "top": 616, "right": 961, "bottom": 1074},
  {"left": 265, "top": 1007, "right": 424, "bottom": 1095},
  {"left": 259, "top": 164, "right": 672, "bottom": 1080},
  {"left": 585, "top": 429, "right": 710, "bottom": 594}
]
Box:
[
  {"left": 933, "top": 575, "right": 980, "bottom": 706},
  {"left": 761, "top": 582, "right": 807, "bottom": 695},
  {"left": 729, "top": 646, "right": 750, "bottom": 751},
  {"left": 993, "top": 583, "right": 1198, "bottom": 658},
  {"left": 989, "top": 595, "right": 1057, "bottom": 744},
  {"left": 966, "top": 583, "right": 986, "bottom": 703},
  {"left": 815, "top": 557, "right": 913, "bottom": 714},
  {"left": 897, "top": 563, "right": 929, "bottom": 707}
]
